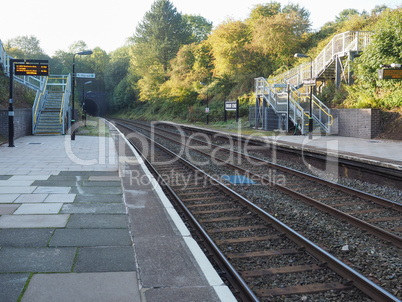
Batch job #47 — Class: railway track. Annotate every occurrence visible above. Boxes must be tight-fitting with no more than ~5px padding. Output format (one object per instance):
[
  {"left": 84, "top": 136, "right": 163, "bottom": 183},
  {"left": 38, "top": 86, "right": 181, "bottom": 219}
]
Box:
[
  {"left": 111, "top": 119, "right": 400, "bottom": 302},
  {"left": 114, "top": 119, "right": 402, "bottom": 248},
  {"left": 159, "top": 121, "right": 402, "bottom": 190}
]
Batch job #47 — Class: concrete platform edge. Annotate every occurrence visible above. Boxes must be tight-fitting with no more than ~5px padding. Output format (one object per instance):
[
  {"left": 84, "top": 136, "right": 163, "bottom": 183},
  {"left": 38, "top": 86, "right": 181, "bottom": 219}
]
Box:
[
  {"left": 162, "top": 121, "right": 402, "bottom": 171},
  {"left": 108, "top": 121, "right": 236, "bottom": 302}
]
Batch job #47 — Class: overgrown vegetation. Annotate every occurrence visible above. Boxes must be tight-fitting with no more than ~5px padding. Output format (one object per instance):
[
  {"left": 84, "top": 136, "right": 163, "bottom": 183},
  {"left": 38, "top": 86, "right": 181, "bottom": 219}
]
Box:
[
  {"left": 1, "top": 1, "right": 401, "bottom": 128},
  {"left": 0, "top": 67, "right": 36, "bottom": 110}
]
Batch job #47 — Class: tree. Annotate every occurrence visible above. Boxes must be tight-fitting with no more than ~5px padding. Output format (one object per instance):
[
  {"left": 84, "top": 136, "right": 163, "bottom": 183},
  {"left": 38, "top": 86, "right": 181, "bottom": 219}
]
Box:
[
  {"left": 249, "top": 2, "right": 281, "bottom": 20},
  {"left": 104, "top": 46, "right": 138, "bottom": 110},
  {"left": 183, "top": 14, "right": 213, "bottom": 43},
  {"left": 68, "top": 41, "right": 89, "bottom": 54},
  {"left": 343, "top": 8, "right": 402, "bottom": 108},
  {"left": 335, "top": 9, "right": 360, "bottom": 23},
  {"left": 160, "top": 42, "right": 213, "bottom": 102},
  {"left": 5, "top": 35, "right": 48, "bottom": 59},
  {"left": 207, "top": 19, "right": 252, "bottom": 77},
  {"left": 132, "top": 0, "right": 191, "bottom": 74}
]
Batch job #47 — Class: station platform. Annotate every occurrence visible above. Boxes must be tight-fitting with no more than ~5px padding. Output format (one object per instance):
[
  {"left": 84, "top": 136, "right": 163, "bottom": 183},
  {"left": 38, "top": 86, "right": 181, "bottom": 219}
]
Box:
[
  {"left": 263, "top": 134, "right": 402, "bottom": 171},
  {"left": 165, "top": 122, "right": 402, "bottom": 171},
  {"left": 0, "top": 122, "right": 235, "bottom": 301}
]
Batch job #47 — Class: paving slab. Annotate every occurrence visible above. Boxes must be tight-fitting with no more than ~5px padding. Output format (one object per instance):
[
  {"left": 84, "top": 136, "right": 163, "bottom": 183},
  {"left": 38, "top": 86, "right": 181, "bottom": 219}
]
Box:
[
  {"left": 31, "top": 180, "right": 78, "bottom": 187},
  {"left": 0, "top": 229, "right": 54, "bottom": 247},
  {"left": 145, "top": 287, "right": 222, "bottom": 302},
  {"left": 74, "top": 246, "right": 136, "bottom": 272},
  {"left": 33, "top": 187, "right": 71, "bottom": 194},
  {"left": 0, "top": 247, "right": 76, "bottom": 272},
  {"left": 0, "top": 273, "right": 30, "bottom": 302},
  {"left": 21, "top": 272, "right": 140, "bottom": 302},
  {"left": 69, "top": 186, "right": 122, "bottom": 195},
  {"left": 58, "top": 171, "right": 88, "bottom": 176},
  {"left": 0, "top": 214, "right": 69, "bottom": 228},
  {"left": 124, "top": 188, "right": 164, "bottom": 208},
  {"left": 49, "top": 229, "right": 132, "bottom": 247},
  {"left": 0, "top": 187, "right": 36, "bottom": 194},
  {"left": 85, "top": 171, "right": 119, "bottom": 176},
  {"left": 88, "top": 175, "right": 121, "bottom": 181},
  {"left": 13, "top": 203, "right": 63, "bottom": 215},
  {"left": 0, "top": 180, "right": 34, "bottom": 186},
  {"left": 66, "top": 214, "right": 129, "bottom": 229},
  {"left": 60, "top": 202, "right": 126, "bottom": 214},
  {"left": 128, "top": 207, "right": 180, "bottom": 237},
  {"left": 9, "top": 175, "right": 50, "bottom": 181},
  {"left": 0, "top": 194, "right": 19, "bottom": 203},
  {"left": 134, "top": 236, "right": 210, "bottom": 288},
  {"left": 47, "top": 175, "right": 85, "bottom": 181},
  {"left": 44, "top": 194, "right": 76, "bottom": 203},
  {"left": 82, "top": 180, "right": 122, "bottom": 187},
  {"left": 14, "top": 194, "right": 48, "bottom": 203},
  {"left": 0, "top": 203, "right": 20, "bottom": 214},
  {"left": 73, "top": 194, "right": 123, "bottom": 203}
]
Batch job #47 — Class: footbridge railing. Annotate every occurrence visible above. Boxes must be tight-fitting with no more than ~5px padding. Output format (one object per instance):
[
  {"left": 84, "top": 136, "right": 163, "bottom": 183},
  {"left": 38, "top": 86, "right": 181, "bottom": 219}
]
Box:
[
  {"left": 255, "top": 31, "right": 372, "bottom": 134},
  {"left": 1, "top": 40, "right": 71, "bottom": 135},
  {"left": 269, "top": 31, "right": 373, "bottom": 87},
  {"left": 0, "top": 40, "right": 47, "bottom": 91}
]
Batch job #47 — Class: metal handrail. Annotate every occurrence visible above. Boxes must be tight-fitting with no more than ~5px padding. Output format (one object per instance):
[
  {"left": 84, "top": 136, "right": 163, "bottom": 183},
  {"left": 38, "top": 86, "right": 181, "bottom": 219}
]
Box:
[
  {"left": 269, "top": 31, "right": 373, "bottom": 87},
  {"left": 34, "top": 77, "right": 49, "bottom": 125},
  {"left": 60, "top": 74, "right": 71, "bottom": 134},
  {"left": 260, "top": 31, "right": 373, "bottom": 134},
  {"left": 313, "top": 95, "right": 333, "bottom": 126},
  {"left": 60, "top": 93, "right": 65, "bottom": 125},
  {"left": 255, "top": 77, "right": 307, "bottom": 134}
]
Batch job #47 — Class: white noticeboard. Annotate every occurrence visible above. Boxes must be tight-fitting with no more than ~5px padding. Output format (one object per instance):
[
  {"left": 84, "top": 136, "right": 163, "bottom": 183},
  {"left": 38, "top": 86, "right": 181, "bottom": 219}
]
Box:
[{"left": 76, "top": 73, "right": 95, "bottom": 79}]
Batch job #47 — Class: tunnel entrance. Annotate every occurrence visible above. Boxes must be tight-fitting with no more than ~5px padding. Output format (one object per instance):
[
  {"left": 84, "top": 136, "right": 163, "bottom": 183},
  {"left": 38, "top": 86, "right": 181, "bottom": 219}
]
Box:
[{"left": 84, "top": 98, "right": 101, "bottom": 116}]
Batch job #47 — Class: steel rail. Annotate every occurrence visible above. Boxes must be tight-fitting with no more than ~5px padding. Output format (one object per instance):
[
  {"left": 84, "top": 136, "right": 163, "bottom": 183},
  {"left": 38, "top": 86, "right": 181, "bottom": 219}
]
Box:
[
  {"left": 139, "top": 121, "right": 402, "bottom": 248},
  {"left": 115, "top": 121, "right": 259, "bottom": 302},
  {"left": 134, "top": 119, "right": 401, "bottom": 211},
  {"left": 156, "top": 120, "right": 402, "bottom": 187},
  {"left": 114, "top": 120, "right": 400, "bottom": 302}
]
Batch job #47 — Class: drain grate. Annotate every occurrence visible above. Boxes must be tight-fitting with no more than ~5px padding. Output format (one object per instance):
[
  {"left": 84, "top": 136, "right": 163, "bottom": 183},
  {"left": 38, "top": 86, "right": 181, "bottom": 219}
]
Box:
[{"left": 28, "top": 142, "right": 42, "bottom": 145}]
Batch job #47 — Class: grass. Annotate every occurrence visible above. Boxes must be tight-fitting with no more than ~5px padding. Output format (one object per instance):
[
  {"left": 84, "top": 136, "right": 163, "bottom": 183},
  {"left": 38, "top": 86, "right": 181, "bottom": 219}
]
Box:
[
  {"left": 75, "top": 116, "right": 110, "bottom": 137},
  {"left": 0, "top": 134, "right": 6, "bottom": 145},
  {"left": 177, "top": 119, "right": 279, "bottom": 138}
]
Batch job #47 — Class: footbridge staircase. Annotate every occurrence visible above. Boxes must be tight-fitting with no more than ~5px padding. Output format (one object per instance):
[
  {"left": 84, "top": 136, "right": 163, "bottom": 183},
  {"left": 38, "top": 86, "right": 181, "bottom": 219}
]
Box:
[
  {"left": 254, "top": 31, "right": 373, "bottom": 135},
  {"left": 0, "top": 40, "right": 71, "bottom": 135}
]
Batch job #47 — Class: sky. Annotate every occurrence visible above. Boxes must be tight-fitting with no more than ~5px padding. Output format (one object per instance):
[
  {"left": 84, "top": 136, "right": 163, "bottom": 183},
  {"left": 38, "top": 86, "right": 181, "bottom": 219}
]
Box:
[{"left": 0, "top": 0, "right": 400, "bottom": 56}]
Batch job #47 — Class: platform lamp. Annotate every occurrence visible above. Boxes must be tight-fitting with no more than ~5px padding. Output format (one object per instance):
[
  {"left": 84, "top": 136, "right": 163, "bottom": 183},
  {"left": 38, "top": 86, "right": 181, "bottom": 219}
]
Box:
[
  {"left": 200, "top": 82, "right": 209, "bottom": 124},
  {"left": 83, "top": 81, "right": 92, "bottom": 127},
  {"left": 71, "top": 50, "right": 93, "bottom": 140},
  {"left": 294, "top": 53, "right": 313, "bottom": 139}
]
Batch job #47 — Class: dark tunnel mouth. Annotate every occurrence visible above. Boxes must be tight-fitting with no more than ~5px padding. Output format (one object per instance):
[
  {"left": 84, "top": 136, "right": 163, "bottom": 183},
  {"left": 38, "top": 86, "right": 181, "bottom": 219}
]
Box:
[{"left": 84, "top": 98, "right": 101, "bottom": 116}]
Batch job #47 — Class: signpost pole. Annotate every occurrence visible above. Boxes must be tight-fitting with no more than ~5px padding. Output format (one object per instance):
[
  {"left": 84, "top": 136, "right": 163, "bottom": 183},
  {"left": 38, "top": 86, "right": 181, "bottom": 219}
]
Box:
[
  {"left": 224, "top": 101, "right": 227, "bottom": 122},
  {"left": 236, "top": 99, "right": 239, "bottom": 123},
  {"left": 8, "top": 59, "right": 15, "bottom": 147},
  {"left": 71, "top": 55, "right": 76, "bottom": 140}
]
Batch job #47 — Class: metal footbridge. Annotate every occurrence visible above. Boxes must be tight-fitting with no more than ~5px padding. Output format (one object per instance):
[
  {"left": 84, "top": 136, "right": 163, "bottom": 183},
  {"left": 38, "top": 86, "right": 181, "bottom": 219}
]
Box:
[
  {"left": 0, "top": 40, "right": 71, "bottom": 135},
  {"left": 254, "top": 31, "right": 373, "bottom": 135}
]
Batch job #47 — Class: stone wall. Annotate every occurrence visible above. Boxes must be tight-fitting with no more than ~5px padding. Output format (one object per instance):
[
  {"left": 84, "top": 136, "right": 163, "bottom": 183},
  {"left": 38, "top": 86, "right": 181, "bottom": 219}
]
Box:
[
  {"left": 330, "top": 108, "right": 381, "bottom": 139},
  {"left": 0, "top": 109, "right": 32, "bottom": 139}
]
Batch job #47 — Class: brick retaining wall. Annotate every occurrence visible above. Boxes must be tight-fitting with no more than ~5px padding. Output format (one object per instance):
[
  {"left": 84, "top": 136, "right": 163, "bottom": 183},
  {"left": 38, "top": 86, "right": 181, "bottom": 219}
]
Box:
[
  {"left": 330, "top": 108, "right": 381, "bottom": 139},
  {"left": 0, "top": 109, "right": 32, "bottom": 139}
]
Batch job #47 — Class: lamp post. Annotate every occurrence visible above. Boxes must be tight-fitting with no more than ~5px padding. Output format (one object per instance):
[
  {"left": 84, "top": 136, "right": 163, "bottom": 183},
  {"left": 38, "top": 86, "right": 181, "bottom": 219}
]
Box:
[
  {"left": 295, "top": 53, "right": 313, "bottom": 139},
  {"left": 71, "top": 50, "right": 93, "bottom": 140},
  {"left": 83, "top": 81, "right": 92, "bottom": 127},
  {"left": 200, "top": 82, "right": 209, "bottom": 124}
]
